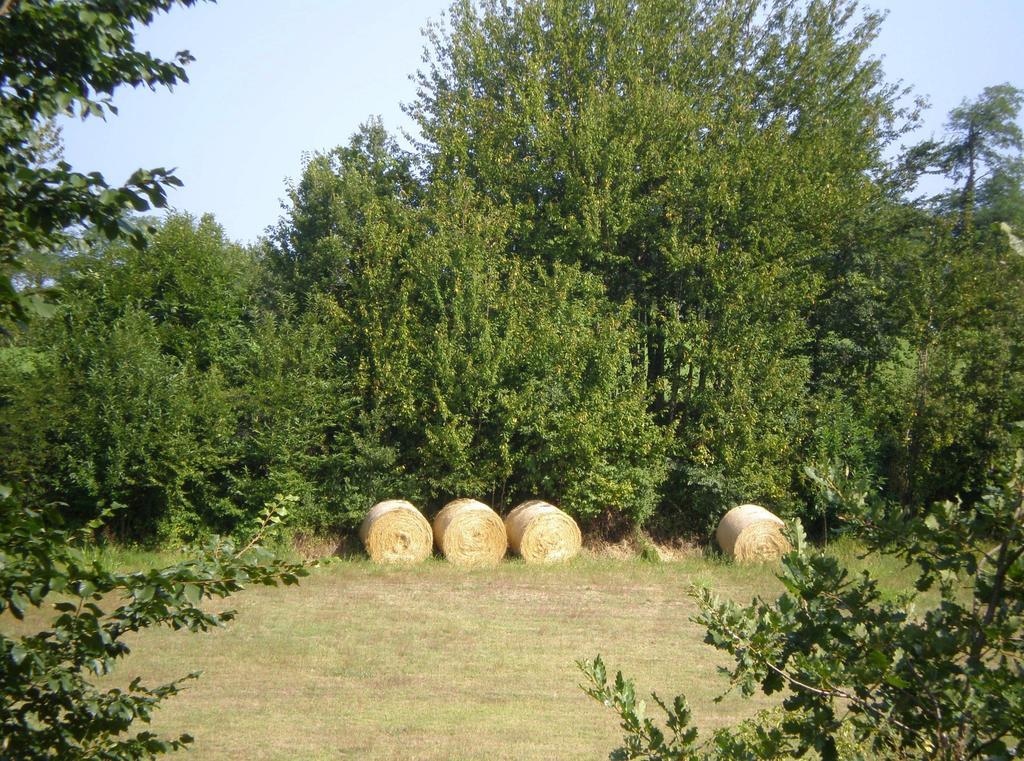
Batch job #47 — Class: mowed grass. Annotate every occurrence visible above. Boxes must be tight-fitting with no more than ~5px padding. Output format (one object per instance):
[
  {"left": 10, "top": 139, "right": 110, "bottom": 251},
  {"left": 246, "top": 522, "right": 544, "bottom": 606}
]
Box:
[{"left": 3, "top": 545, "right": 917, "bottom": 760}]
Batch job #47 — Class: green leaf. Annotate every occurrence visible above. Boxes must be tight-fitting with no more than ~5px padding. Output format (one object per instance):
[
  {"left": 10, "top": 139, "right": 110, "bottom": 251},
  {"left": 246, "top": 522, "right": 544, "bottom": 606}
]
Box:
[
  {"left": 867, "top": 649, "right": 889, "bottom": 670},
  {"left": 182, "top": 584, "right": 202, "bottom": 606},
  {"left": 10, "top": 644, "right": 29, "bottom": 666}
]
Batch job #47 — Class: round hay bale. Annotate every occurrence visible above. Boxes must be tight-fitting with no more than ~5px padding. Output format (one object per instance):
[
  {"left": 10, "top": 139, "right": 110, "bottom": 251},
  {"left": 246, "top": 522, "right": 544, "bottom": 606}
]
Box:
[
  {"left": 359, "top": 500, "right": 433, "bottom": 564},
  {"left": 504, "top": 500, "right": 581, "bottom": 563},
  {"left": 716, "top": 504, "right": 791, "bottom": 562},
  {"left": 432, "top": 498, "right": 507, "bottom": 566}
]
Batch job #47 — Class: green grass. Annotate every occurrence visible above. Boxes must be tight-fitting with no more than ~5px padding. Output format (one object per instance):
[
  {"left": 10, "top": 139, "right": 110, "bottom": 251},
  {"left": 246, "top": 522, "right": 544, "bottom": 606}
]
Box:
[{"left": 2, "top": 547, "right": 920, "bottom": 760}]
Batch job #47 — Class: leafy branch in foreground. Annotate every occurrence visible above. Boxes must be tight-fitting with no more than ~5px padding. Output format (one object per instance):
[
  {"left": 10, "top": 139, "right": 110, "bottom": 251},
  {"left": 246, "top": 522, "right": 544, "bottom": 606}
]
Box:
[
  {"left": 1, "top": 0, "right": 205, "bottom": 329},
  {"left": 583, "top": 449, "right": 1024, "bottom": 760},
  {"left": 0, "top": 493, "right": 307, "bottom": 760}
]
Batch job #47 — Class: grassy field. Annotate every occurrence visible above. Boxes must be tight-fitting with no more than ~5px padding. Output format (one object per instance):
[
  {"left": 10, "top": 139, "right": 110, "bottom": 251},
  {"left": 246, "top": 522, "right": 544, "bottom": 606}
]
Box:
[{"left": 3, "top": 543, "right": 917, "bottom": 760}]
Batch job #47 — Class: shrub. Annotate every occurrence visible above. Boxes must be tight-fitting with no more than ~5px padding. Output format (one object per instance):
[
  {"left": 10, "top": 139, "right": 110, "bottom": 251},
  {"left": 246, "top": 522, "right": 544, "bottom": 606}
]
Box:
[
  {"left": 0, "top": 215, "right": 360, "bottom": 540},
  {"left": 583, "top": 447, "right": 1024, "bottom": 759},
  {"left": 0, "top": 492, "right": 306, "bottom": 760}
]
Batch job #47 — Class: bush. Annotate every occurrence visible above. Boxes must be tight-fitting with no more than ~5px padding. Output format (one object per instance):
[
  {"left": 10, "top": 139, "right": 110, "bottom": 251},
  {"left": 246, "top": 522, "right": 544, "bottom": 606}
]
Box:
[
  {"left": 0, "top": 491, "right": 306, "bottom": 760},
  {"left": 0, "top": 215, "right": 360, "bottom": 540},
  {"left": 582, "top": 448, "right": 1024, "bottom": 759}
]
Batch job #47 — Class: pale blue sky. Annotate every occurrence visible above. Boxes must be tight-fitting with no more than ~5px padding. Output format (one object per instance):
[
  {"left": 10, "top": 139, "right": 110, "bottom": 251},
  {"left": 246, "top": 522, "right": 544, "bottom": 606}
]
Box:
[{"left": 58, "top": 0, "right": 1024, "bottom": 244}]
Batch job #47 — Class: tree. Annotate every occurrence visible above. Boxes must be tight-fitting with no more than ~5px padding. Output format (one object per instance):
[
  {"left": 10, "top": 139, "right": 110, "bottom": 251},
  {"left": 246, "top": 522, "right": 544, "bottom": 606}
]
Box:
[
  {"left": 977, "top": 161, "right": 1024, "bottom": 232},
  {"left": 878, "top": 85, "right": 1024, "bottom": 507},
  {"left": 0, "top": 0, "right": 201, "bottom": 328},
  {"left": 268, "top": 144, "right": 667, "bottom": 527},
  {"left": 264, "top": 118, "right": 421, "bottom": 305},
  {"left": 910, "top": 84, "right": 1024, "bottom": 236},
  {"left": 582, "top": 449, "right": 1024, "bottom": 759},
  {"left": 408, "top": 0, "right": 913, "bottom": 531},
  {"left": 1, "top": 4, "right": 310, "bottom": 758},
  {"left": 1, "top": 214, "right": 360, "bottom": 541}
]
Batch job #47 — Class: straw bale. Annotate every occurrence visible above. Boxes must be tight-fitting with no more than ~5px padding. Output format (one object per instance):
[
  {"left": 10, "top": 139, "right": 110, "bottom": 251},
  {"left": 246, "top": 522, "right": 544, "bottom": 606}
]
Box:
[
  {"left": 359, "top": 500, "right": 433, "bottom": 564},
  {"left": 715, "top": 503, "right": 790, "bottom": 562},
  {"left": 504, "top": 500, "right": 581, "bottom": 563},
  {"left": 432, "top": 498, "right": 507, "bottom": 566}
]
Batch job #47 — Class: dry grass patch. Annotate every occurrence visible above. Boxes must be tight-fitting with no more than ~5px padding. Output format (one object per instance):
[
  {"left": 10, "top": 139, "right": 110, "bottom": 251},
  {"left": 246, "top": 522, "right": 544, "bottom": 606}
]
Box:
[{"left": 2, "top": 549, "right": 917, "bottom": 760}]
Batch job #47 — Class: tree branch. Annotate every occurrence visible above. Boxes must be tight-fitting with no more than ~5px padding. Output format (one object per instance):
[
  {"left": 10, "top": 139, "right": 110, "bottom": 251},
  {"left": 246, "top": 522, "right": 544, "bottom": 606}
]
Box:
[{"left": 710, "top": 613, "right": 922, "bottom": 739}]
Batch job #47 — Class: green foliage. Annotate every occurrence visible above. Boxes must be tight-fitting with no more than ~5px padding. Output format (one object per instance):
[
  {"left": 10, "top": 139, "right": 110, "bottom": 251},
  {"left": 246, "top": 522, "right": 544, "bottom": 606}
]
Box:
[
  {"left": 9, "top": 194, "right": 661, "bottom": 537},
  {"left": 0, "top": 5, "right": 317, "bottom": 759},
  {"left": 873, "top": 208, "right": 1024, "bottom": 508},
  {"left": 270, "top": 157, "right": 666, "bottom": 527},
  {"left": 0, "top": 215, "right": 359, "bottom": 540},
  {"left": 909, "top": 84, "right": 1023, "bottom": 235},
  {"left": 3, "top": 0, "right": 1022, "bottom": 544},
  {"left": 403, "top": 185, "right": 665, "bottom": 525},
  {"left": 409, "top": 0, "right": 914, "bottom": 531},
  {"left": 221, "top": 296, "right": 365, "bottom": 533},
  {"left": 882, "top": 86, "right": 1024, "bottom": 509},
  {"left": 581, "top": 655, "right": 701, "bottom": 761},
  {"left": 0, "top": 491, "right": 307, "bottom": 760},
  {"left": 0, "top": 0, "right": 205, "bottom": 328},
  {"left": 804, "top": 83, "right": 1024, "bottom": 516},
  {"left": 586, "top": 453, "right": 1024, "bottom": 759},
  {"left": 2, "top": 216, "right": 239, "bottom": 538},
  {"left": 265, "top": 118, "right": 420, "bottom": 303},
  {"left": 799, "top": 393, "right": 879, "bottom": 535}
]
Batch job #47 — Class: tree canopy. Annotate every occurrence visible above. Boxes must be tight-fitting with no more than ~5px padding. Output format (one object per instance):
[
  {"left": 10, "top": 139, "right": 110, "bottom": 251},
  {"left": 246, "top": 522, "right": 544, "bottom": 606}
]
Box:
[
  {"left": 0, "top": 0, "right": 208, "bottom": 328},
  {"left": 3, "top": 0, "right": 1023, "bottom": 541}
]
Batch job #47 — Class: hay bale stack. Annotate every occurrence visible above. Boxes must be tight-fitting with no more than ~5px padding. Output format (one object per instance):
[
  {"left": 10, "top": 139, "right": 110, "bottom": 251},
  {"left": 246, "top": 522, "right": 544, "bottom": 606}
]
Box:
[
  {"left": 716, "top": 504, "right": 791, "bottom": 562},
  {"left": 359, "top": 500, "right": 433, "bottom": 564},
  {"left": 432, "top": 498, "right": 507, "bottom": 566},
  {"left": 504, "top": 500, "right": 581, "bottom": 563}
]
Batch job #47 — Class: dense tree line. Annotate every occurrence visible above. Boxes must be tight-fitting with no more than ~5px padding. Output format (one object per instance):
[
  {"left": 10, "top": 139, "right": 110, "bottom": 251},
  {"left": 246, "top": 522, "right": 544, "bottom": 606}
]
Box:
[{"left": 2, "top": 0, "right": 1022, "bottom": 544}]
